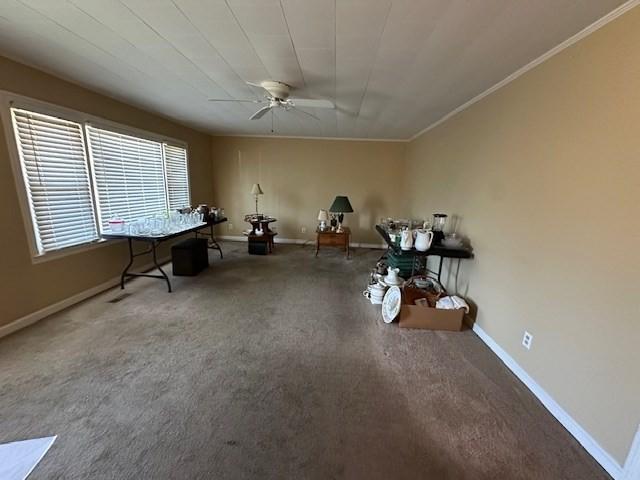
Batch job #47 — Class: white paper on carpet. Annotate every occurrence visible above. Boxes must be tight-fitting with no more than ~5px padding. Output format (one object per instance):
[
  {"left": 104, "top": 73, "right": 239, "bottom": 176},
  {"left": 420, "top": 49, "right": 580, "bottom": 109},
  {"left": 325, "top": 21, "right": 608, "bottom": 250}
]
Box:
[{"left": 0, "top": 436, "right": 56, "bottom": 480}]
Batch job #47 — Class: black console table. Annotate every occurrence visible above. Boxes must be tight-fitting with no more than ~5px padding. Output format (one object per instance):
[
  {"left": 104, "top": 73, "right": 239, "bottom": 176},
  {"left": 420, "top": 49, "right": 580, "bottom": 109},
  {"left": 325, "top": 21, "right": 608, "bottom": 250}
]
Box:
[{"left": 375, "top": 224, "right": 473, "bottom": 282}]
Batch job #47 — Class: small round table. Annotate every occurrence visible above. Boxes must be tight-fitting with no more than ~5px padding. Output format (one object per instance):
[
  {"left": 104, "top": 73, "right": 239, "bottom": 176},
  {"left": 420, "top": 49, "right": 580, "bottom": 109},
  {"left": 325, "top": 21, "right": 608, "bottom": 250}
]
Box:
[{"left": 244, "top": 215, "right": 277, "bottom": 253}]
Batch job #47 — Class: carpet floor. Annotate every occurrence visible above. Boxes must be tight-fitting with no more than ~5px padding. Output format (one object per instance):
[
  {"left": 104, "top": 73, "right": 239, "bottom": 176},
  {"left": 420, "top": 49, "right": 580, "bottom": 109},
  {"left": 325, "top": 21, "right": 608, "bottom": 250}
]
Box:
[{"left": 0, "top": 242, "right": 608, "bottom": 479}]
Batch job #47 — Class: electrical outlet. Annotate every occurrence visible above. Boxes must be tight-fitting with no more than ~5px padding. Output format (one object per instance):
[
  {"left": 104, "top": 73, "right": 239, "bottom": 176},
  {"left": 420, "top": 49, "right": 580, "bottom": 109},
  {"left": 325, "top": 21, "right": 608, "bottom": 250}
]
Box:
[
  {"left": 301, "top": 226, "right": 306, "bottom": 234},
  {"left": 228, "top": 223, "right": 233, "bottom": 231},
  {"left": 522, "top": 331, "right": 533, "bottom": 350}
]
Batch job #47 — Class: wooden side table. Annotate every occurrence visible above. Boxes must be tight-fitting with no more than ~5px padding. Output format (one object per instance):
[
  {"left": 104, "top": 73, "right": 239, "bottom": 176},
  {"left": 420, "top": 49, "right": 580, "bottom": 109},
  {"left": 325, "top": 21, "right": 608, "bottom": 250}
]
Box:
[
  {"left": 244, "top": 215, "right": 277, "bottom": 254},
  {"left": 316, "top": 227, "right": 350, "bottom": 258},
  {"left": 247, "top": 232, "right": 277, "bottom": 254}
]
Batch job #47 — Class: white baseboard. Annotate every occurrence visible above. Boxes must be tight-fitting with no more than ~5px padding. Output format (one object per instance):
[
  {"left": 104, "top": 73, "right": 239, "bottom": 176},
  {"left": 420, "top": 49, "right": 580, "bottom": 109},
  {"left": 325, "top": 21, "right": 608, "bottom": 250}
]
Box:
[
  {"left": 622, "top": 425, "right": 640, "bottom": 480},
  {"left": 218, "top": 235, "right": 386, "bottom": 249},
  {"left": 472, "top": 323, "right": 623, "bottom": 479},
  {"left": 0, "top": 256, "right": 170, "bottom": 340}
]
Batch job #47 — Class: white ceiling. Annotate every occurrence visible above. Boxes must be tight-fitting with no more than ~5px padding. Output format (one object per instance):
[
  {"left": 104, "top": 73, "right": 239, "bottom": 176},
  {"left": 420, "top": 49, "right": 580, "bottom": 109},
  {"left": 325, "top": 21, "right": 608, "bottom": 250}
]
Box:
[{"left": 0, "top": 0, "right": 627, "bottom": 140}]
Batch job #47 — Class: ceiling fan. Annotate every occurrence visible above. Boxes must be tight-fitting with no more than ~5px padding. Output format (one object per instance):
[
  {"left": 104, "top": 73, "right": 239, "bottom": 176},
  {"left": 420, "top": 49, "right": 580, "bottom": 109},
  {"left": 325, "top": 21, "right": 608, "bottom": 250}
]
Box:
[{"left": 209, "top": 81, "right": 334, "bottom": 121}]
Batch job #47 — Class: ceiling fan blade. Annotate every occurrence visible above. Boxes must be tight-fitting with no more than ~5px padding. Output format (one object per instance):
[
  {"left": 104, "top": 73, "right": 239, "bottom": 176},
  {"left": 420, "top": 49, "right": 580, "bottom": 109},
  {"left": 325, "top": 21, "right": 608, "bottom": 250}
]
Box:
[
  {"left": 250, "top": 105, "right": 273, "bottom": 120},
  {"left": 208, "top": 98, "right": 263, "bottom": 103},
  {"left": 292, "top": 107, "right": 320, "bottom": 121},
  {"left": 289, "top": 98, "right": 334, "bottom": 109},
  {"left": 246, "top": 81, "right": 265, "bottom": 89}
]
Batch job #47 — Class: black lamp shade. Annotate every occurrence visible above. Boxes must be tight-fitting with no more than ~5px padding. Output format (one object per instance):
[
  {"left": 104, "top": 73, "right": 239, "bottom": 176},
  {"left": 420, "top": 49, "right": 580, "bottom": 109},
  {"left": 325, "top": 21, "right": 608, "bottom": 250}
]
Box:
[{"left": 329, "top": 196, "right": 353, "bottom": 213}]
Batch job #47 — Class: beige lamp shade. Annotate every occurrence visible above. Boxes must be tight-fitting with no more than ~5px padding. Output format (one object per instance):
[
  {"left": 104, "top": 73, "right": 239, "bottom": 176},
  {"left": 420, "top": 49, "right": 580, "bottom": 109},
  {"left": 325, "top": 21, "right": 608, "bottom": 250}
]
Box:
[
  {"left": 317, "top": 209, "right": 328, "bottom": 221},
  {"left": 250, "top": 183, "right": 264, "bottom": 195}
]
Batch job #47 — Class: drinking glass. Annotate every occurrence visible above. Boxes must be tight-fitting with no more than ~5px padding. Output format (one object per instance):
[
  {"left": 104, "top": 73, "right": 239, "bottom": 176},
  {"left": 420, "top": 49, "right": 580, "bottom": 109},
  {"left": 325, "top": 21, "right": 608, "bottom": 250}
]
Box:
[
  {"left": 151, "top": 216, "right": 164, "bottom": 235},
  {"left": 129, "top": 221, "right": 141, "bottom": 236},
  {"left": 140, "top": 218, "right": 151, "bottom": 235},
  {"left": 169, "top": 212, "right": 179, "bottom": 229}
]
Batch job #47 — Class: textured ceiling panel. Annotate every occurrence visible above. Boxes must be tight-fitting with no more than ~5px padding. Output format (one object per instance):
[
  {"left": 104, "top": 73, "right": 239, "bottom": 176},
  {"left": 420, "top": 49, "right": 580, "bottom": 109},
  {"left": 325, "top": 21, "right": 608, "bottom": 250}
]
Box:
[{"left": 0, "top": 0, "right": 628, "bottom": 139}]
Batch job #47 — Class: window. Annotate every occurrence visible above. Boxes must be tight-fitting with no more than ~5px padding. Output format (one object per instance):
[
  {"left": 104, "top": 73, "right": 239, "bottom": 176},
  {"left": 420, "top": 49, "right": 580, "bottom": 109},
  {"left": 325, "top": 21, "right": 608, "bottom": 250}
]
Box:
[
  {"left": 88, "top": 126, "right": 168, "bottom": 228},
  {"left": 11, "top": 109, "right": 98, "bottom": 254},
  {"left": 163, "top": 144, "right": 190, "bottom": 211},
  {"left": 8, "top": 102, "right": 190, "bottom": 258}
]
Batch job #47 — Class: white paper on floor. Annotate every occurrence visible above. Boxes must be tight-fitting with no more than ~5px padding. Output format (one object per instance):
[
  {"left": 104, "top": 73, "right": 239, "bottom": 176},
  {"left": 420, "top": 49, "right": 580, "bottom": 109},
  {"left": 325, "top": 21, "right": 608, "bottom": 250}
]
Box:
[{"left": 0, "top": 436, "right": 56, "bottom": 480}]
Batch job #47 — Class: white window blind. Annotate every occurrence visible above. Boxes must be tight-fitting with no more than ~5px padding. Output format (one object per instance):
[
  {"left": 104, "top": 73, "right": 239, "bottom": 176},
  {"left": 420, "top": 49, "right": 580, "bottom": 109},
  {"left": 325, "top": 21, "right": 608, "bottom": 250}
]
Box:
[
  {"left": 163, "top": 144, "right": 190, "bottom": 210},
  {"left": 87, "top": 126, "right": 167, "bottom": 228},
  {"left": 11, "top": 108, "right": 98, "bottom": 254}
]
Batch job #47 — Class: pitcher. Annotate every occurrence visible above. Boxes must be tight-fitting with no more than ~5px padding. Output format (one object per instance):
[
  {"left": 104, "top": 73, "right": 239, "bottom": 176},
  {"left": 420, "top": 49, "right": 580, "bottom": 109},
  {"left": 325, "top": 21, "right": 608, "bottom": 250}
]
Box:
[
  {"left": 400, "top": 229, "right": 413, "bottom": 250},
  {"left": 414, "top": 229, "right": 434, "bottom": 252}
]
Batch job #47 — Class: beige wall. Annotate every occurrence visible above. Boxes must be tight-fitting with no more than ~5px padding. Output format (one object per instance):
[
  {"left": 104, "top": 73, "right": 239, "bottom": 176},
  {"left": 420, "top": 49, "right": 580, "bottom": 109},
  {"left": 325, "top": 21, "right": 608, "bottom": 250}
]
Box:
[
  {"left": 1, "top": 4, "right": 637, "bottom": 468},
  {"left": 210, "top": 136, "right": 406, "bottom": 244},
  {"left": 405, "top": 8, "right": 640, "bottom": 464},
  {"left": 0, "top": 56, "right": 212, "bottom": 327}
]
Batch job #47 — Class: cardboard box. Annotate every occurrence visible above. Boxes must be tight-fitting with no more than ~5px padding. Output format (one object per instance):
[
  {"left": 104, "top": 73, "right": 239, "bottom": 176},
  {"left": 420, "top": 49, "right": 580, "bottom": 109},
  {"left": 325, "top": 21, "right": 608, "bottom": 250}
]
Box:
[{"left": 398, "top": 287, "right": 465, "bottom": 331}]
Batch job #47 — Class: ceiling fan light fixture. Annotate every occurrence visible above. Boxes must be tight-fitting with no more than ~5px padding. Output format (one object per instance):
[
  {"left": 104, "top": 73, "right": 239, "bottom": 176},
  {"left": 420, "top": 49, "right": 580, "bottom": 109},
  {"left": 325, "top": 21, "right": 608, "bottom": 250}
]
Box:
[
  {"left": 209, "top": 80, "right": 334, "bottom": 122},
  {"left": 257, "top": 80, "right": 291, "bottom": 100}
]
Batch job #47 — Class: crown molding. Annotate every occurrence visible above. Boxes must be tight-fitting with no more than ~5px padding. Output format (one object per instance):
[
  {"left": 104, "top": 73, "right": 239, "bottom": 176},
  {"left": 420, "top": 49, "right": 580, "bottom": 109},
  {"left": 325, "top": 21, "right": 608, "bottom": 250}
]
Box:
[
  {"left": 408, "top": 0, "right": 640, "bottom": 142},
  {"left": 210, "top": 133, "right": 408, "bottom": 143}
]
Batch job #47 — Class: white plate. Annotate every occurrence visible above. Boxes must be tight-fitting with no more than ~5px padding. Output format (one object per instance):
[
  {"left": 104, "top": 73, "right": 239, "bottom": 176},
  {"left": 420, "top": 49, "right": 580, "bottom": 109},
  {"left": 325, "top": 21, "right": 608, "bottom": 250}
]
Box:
[
  {"left": 382, "top": 286, "right": 402, "bottom": 324},
  {"left": 378, "top": 278, "right": 404, "bottom": 288},
  {"left": 382, "top": 275, "right": 404, "bottom": 286}
]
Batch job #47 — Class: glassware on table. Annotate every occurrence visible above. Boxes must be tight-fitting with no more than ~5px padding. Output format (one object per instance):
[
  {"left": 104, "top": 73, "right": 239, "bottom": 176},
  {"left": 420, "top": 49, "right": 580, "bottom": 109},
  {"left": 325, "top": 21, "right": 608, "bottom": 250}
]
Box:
[
  {"left": 160, "top": 218, "right": 170, "bottom": 234},
  {"left": 150, "top": 216, "right": 163, "bottom": 235},
  {"left": 129, "top": 221, "right": 141, "bottom": 236},
  {"left": 108, "top": 216, "right": 125, "bottom": 233},
  {"left": 169, "top": 212, "right": 180, "bottom": 229},
  {"left": 139, "top": 218, "right": 151, "bottom": 235}
]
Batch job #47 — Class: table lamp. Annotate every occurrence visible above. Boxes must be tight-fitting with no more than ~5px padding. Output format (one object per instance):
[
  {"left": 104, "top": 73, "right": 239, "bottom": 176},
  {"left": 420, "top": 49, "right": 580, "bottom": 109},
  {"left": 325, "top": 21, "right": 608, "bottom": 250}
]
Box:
[
  {"left": 317, "top": 209, "right": 328, "bottom": 231},
  {"left": 251, "top": 183, "right": 263, "bottom": 214},
  {"left": 329, "top": 196, "right": 353, "bottom": 233}
]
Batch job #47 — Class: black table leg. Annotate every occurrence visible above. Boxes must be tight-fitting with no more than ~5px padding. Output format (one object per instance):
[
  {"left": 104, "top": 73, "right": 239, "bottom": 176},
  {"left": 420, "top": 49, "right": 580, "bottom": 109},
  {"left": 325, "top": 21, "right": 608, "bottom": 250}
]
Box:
[
  {"left": 121, "top": 238, "right": 135, "bottom": 289},
  {"left": 151, "top": 241, "right": 172, "bottom": 293},
  {"left": 195, "top": 225, "right": 223, "bottom": 258},
  {"left": 120, "top": 239, "right": 172, "bottom": 292},
  {"left": 437, "top": 256, "right": 444, "bottom": 283},
  {"left": 209, "top": 224, "right": 223, "bottom": 259}
]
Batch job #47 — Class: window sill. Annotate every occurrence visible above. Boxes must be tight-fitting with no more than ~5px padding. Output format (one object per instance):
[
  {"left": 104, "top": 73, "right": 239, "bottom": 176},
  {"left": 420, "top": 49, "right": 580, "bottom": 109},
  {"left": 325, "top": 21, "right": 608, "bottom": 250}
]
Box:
[{"left": 31, "top": 237, "right": 122, "bottom": 265}]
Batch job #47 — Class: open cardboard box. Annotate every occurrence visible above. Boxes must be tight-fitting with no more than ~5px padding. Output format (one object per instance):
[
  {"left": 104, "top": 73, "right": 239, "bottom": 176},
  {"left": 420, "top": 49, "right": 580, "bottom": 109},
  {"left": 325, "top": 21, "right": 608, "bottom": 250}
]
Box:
[{"left": 398, "top": 286, "right": 465, "bottom": 331}]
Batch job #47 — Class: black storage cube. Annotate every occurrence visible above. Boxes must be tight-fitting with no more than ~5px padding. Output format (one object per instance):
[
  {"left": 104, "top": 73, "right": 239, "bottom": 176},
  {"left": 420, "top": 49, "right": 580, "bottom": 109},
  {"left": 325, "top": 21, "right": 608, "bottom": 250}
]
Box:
[
  {"left": 248, "top": 238, "right": 269, "bottom": 255},
  {"left": 172, "top": 238, "right": 209, "bottom": 276}
]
